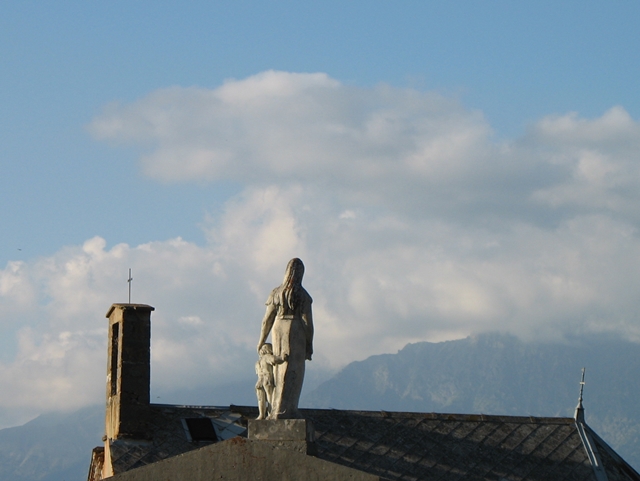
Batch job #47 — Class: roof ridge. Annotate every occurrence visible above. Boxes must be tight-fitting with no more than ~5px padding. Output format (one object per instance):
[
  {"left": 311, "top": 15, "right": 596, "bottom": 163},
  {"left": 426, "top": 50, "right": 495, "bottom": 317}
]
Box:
[{"left": 299, "top": 408, "right": 575, "bottom": 424}]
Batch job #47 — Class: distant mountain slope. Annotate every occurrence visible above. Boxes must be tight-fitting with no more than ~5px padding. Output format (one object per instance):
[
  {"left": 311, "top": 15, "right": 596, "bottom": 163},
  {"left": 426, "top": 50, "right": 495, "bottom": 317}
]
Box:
[
  {"left": 303, "top": 332, "right": 640, "bottom": 470},
  {"left": 0, "top": 405, "right": 103, "bottom": 481}
]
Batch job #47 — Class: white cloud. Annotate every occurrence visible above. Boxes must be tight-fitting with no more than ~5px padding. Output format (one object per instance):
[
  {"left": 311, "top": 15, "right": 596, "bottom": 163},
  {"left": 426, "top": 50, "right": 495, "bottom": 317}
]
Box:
[
  {"left": 528, "top": 107, "right": 640, "bottom": 218},
  {"left": 86, "top": 69, "right": 640, "bottom": 349},
  {"left": 88, "top": 71, "right": 497, "bottom": 204},
  {"left": 4, "top": 71, "right": 640, "bottom": 426},
  {"left": 90, "top": 71, "right": 640, "bottom": 227}
]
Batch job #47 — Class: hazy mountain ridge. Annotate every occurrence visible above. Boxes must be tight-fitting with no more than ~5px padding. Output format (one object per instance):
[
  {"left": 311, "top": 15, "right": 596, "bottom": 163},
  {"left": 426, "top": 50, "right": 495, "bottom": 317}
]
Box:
[
  {"left": 0, "top": 405, "right": 103, "bottom": 481},
  {"left": 303, "top": 332, "right": 640, "bottom": 469}
]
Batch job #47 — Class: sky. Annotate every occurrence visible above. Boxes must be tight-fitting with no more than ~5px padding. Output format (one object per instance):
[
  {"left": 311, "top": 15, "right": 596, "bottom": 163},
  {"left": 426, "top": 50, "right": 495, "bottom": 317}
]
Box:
[{"left": 1, "top": 2, "right": 640, "bottom": 428}]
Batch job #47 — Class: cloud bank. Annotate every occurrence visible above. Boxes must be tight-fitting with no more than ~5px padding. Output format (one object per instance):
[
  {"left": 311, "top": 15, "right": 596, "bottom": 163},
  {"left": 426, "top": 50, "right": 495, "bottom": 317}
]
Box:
[{"left": 2, "top": 71, "right": 640, "bottom": 425}]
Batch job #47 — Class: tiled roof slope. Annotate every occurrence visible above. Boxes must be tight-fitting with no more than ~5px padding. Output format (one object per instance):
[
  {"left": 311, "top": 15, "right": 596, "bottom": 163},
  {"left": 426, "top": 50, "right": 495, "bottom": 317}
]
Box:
[
  {"left": 587, "top": 428, "right": 640, "bottom": 481},
  {"left": 232, "top": 407, "right": 640, "bottom": 481},
  {"left": 109, "top": 405, "right": 246, "bottom": 475},
  {"left": 311, "top": 411, "right": 599, "bottom": 481}
]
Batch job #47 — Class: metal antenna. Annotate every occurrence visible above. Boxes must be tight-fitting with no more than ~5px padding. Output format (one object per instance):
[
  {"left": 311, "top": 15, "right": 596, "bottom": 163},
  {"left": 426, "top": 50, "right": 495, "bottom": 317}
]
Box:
[
  {"left": 578, "top": 367, "right": 586, "bottom": 406},
  {"left": 128, "top": 268, "right": 133, "bottom": 304}
]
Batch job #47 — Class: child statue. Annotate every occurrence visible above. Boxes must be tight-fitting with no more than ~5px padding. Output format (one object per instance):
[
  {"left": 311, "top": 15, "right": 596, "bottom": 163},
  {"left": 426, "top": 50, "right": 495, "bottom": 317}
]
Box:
[{"left": 255, "top": 343, "right": 287, "bottom": 420}]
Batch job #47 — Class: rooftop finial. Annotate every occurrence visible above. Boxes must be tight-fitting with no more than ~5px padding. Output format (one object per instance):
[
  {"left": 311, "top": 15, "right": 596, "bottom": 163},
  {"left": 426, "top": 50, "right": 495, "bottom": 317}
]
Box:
[{"left": 574, "top": 367, "right": 586, "bottom": 423}]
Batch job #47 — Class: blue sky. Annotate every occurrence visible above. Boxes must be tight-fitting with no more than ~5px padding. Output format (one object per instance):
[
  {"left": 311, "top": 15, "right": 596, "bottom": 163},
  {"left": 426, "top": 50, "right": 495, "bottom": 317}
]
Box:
[{"left": 1, "top": 2, "right": 639, "bottom": 427}]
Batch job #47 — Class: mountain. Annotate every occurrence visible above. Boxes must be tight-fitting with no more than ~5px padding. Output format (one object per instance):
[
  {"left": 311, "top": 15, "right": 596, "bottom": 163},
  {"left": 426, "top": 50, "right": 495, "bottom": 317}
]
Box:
[
  {"left": 302, "top": 332, "right": 640, "bottom": 470},
  {"left": 0, "top": 405, "right": 103, "bottom": 481}
]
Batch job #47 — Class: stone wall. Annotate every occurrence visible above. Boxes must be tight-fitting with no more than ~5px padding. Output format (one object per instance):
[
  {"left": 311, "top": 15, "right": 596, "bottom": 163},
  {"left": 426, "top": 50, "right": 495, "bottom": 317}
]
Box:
[{"left": 109, "top": 438, "right": 385, "bottom": 481}]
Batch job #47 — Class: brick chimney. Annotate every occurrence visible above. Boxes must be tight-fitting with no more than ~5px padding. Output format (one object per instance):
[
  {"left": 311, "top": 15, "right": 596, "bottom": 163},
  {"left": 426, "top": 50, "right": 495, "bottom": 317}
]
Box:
[{"left": 104, "top": 303, "right": 154, "bottom": 440}]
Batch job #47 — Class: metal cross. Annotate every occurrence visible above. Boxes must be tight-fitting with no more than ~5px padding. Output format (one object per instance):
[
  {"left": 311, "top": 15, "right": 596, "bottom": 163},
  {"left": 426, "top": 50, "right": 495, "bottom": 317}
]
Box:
[{"left": 128, "top": 268, "right": 133, "bottom": 304}]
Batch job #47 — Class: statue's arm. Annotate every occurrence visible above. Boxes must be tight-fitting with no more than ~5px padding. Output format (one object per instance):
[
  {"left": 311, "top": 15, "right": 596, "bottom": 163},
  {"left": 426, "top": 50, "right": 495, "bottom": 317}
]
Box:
[
  {"left": 302, "top": 299, "right": 314, "bottom": 361},
  {"left": 265, "top": 353, "right": 288, "bottom": 365},
  {"left": 257, "top": 303, "right": 276, "bottom": 353}
]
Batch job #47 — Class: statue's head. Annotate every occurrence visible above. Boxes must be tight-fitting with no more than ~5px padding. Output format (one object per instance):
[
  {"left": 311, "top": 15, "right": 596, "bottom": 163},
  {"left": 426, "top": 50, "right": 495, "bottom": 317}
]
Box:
[
  {"left": 282, "top": 258, "right": 304, "bottom": 287},
  {"left": 260, "top": 343, "right": 273, "bottom": 355}
]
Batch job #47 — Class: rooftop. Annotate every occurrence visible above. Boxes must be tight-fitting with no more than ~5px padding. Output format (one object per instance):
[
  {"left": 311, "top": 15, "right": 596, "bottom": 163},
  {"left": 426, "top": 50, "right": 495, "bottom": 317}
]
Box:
[{"left": 106, "top": 404, "right": 640, "bottom": 481}]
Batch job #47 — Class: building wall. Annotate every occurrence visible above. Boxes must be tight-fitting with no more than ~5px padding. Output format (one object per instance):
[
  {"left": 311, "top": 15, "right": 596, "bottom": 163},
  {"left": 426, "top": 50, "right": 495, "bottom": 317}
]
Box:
[{"left": 109, "top": 438, "right": 385, "bottom": 481}]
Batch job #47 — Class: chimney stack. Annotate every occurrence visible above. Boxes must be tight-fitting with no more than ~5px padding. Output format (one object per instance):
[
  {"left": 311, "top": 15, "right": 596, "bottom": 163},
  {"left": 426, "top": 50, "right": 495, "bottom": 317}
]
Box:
[{"left": 105, "top": 303, "right": 154, "bottom": 440}]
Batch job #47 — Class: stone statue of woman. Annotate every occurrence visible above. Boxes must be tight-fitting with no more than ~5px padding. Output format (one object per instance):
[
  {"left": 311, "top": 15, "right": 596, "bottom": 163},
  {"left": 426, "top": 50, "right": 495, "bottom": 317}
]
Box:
[{"left": 257, "top": 258, "right": 313, "bottom": 419}]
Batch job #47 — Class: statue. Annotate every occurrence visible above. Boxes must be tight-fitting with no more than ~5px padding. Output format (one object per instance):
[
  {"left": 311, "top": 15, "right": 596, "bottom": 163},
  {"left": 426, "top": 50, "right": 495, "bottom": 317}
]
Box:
[
  {"left": 255, "top": 343, "right": 287, "bottom": 420},
  {"left": 257, "top": 258, "right": 313, "bottom": 419}
]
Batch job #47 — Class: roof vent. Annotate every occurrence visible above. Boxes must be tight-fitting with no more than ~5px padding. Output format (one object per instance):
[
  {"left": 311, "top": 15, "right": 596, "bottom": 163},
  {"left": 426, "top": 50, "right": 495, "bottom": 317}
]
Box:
[{"left": 182, "top": 418, "right": 218, "bottom": 442}]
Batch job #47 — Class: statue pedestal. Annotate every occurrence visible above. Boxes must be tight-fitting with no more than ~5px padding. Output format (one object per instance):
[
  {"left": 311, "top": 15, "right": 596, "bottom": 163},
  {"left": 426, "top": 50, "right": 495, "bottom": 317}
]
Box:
[{"left": 248, "top": 419, "right": 316, "bottom": 456}]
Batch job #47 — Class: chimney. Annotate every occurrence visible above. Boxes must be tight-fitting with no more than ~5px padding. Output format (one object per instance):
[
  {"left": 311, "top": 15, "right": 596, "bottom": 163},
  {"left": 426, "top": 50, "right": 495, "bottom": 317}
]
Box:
[{"left": 105, "top": 303, "right": 154, "bottom": 440}]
